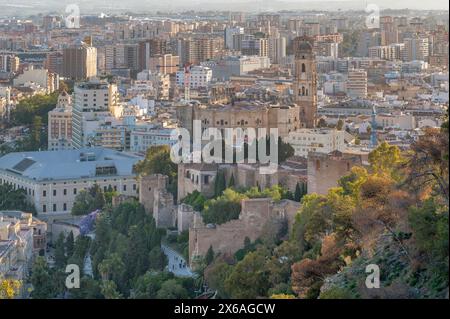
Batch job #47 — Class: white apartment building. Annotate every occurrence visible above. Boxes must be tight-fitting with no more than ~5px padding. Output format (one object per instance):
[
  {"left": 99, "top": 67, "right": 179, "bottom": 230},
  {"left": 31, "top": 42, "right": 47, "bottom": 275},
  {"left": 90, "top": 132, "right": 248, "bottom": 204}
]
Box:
[
  {"left": 285, "top": 128, "right": 346, "bottom": 158},
  {"left": 347, "top": 69, "right": 368, "bottom": 99},
  {"left": 136, "top": 70, "right": 170, "bottom": 100},
  {"left": 130, "top": 125, "right": 176, "bottom": 153},
  {"left": 369, "top": 43, "right": 405, "bottom": 61},
  {"left": 268, "top": 37, "right": 286, "bottom": 64},
  {"left": 403, "top": 36, "right": 429, "bottom": 62},
  {"left": 224, "top": 26, "right": 244, "bottom": 50},
  {"left": 0, "top": 148, "right": 142, "bottom": 215},
  {"left": 72, "top": 79, "right": 119, "bottom": 149},
  {"left": 176, "top": 65, "right": 212, "bottom": 89}
]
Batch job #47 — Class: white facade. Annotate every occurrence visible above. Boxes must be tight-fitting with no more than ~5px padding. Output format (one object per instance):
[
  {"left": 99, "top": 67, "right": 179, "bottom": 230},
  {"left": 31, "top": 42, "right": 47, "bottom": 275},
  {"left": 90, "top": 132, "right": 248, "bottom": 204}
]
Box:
[
  {"left": 347, "top": 69, "right": 368, "bottom": 99},
  {"left": 176, "top": 66, "right": 212, "bottom": 89},
  {"left": 72, "top": 79, "right": 118, "bottom": 149},
  {"left": 0, "top": 148, "right": 142, "bottom": 215},
  {"left": 225, "top": 27, "right": 244, "bottom": 50},
  {"left": 130, "top": 125, "right": 176, "bottom": 153},
  {"left": 285, "top": 128, "right": 346, "bottom": 158}
]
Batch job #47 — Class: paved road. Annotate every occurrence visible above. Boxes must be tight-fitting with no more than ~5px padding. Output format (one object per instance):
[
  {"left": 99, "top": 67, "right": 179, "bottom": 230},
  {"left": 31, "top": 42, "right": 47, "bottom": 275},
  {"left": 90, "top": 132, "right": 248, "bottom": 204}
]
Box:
[{"left": 161, "top": 244, "right": 195, "bottom": 277}]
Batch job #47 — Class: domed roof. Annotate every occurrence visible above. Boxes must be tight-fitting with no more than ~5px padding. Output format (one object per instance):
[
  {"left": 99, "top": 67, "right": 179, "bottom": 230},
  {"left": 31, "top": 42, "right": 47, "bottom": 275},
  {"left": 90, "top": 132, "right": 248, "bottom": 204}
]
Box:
[
  {"left": 297, "top": 40, "right": 313, "bottom": 51},
  {"left": 293, "top": 36, "right": 314, "bottom": 57}
]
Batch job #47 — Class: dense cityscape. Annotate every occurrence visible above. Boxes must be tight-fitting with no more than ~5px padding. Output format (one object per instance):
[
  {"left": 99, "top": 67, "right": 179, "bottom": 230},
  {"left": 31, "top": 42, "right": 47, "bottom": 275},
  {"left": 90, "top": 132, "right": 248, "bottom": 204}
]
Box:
[{"left": 0, "top": 0, "right": 448, "bottom": 303}]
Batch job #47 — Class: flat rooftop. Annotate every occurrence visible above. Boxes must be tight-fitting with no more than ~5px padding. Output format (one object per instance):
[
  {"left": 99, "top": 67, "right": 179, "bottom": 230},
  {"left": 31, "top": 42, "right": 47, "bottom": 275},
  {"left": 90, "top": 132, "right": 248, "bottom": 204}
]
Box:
[{"left": 0, "top": 148, "right": 143, "bottom": 182}]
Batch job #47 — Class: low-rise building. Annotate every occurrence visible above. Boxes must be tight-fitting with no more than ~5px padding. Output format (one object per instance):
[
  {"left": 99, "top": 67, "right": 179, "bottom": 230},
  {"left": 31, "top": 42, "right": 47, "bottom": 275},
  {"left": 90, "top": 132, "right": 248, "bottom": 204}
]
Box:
[
  {"left": 0, "top": 148, "right": 142, "bottom": 215},
  {"left": 285, "top": 128, "right": 346, "bottom": 158},
  {"left": 0, "top": 211, "right": 47, "bottom": 282}
]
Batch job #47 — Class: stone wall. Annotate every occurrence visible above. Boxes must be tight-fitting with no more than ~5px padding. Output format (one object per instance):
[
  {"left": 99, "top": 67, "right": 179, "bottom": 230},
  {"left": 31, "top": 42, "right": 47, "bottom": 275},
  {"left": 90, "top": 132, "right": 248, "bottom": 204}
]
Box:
[
  {"left": 177, "top": 203, "right": 196, "bottom": 234},
  {"left": 153, "top": 189, "right": 176, "bottom": 228},
  {"left": 307, "top": 151, "right": 363, "bottom": 195},
  {"left": 188, "top": 198, "right": 300, "bottom": 266},
  {"left": 139, "top": 174, "right": 168, "bottom": 213}
]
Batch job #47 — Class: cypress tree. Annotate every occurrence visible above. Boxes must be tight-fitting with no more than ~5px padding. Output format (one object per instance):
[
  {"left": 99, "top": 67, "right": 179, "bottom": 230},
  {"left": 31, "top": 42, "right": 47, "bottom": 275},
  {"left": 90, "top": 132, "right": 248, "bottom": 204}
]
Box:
[{"left": 294, "top": 182, "right": 302, "bottom": 202}]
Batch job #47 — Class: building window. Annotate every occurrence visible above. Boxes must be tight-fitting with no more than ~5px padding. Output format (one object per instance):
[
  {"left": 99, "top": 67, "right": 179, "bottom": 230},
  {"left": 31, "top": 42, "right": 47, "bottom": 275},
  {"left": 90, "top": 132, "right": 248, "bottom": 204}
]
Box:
[
  {"left": 123, "top": 185, "right": 127, "bottom": 191},
  {"left": 133, "top": 184, "right": 136, "bottom": 191},
  {"left": 64, "top": 189, "right": 67, "bottom": 195},
  {"left": 301, "top": 63, "right": 306, "bottom": 73},
  {"left": 73, "top": 188, "right": 77, "bottom": 195},
  {"left": 42, "top": 205, "right": 46, "bottom": 212},
  {"left": 53, "top": 204, "right": 57, "bottom": 212},
  {"left": 53, "top": 190, "right": 57, "bottom": 196},
  {"left": 43, "top": 190, "right": 46, "bottom": 197},
  {"left": 63, "top": 203, "right": 67, "bottom": 211}
]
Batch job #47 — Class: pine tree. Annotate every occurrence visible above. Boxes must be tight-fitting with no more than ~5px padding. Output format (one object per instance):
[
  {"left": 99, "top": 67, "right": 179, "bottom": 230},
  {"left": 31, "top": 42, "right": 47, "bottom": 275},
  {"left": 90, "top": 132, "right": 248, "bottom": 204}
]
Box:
[
  {"left": 205, "top": 245, "right": 215, "bottom": 265},
  {"left": 54, "top": 233, "right": 66, "bottom": 269},
  {"left": 214, "top": 171, "right": 226, "bottom": 197},
  {"left": 65, "top": 231, "right": 74, "bottom": 259}
]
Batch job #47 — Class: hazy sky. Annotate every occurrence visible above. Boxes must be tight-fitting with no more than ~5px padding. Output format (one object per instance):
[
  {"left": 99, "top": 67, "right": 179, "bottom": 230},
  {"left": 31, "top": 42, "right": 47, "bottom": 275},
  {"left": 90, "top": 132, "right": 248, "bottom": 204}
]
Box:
[{"left": 0, "top": 0, "right": 448, "bottom": 16}]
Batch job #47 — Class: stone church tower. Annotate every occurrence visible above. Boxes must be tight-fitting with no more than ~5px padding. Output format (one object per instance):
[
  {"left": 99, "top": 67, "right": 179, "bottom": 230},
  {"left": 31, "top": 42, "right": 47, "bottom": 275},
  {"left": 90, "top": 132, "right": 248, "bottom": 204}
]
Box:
[{"left": 293, "top": 36, "right": 317, "bottom": 128}]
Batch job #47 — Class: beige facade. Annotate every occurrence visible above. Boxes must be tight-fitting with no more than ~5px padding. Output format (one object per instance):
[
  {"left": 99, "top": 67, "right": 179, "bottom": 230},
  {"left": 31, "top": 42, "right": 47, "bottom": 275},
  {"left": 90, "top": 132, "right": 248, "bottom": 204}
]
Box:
[
  {"left": 307, "top": 151, "right": 364, "bottom": 195},
  {"left": 179, "top": 101, "right": 300, "bottom": 140},
  {"left": 189, "top": 198, "right": 300, "bottom": 266},
  {"left": 292, "top": 36, "right": 318, "bottom": 128},
  {"left": 48, "top": 91, "right": 73, "bottom": 151}
]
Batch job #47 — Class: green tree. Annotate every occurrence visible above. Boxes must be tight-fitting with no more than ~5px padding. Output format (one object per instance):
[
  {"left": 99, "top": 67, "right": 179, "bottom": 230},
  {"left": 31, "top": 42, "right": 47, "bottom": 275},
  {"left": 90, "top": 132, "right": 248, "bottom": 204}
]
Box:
[
  {"left": 202, "top": 188, "right": 247, "bottom": 224},
  {"left": 71, "top": 190, "right": 94, "bottom": 215},
  {"left": 278, "top": 137, "right": 295, "bottom": 162},
  {"left": 214, "top": 170, "right": 227, "bottom": 197},
  {"left": 101, "top": 280, "right": 123, "bottom": 299},
  {"left": 54, "top": 233, "right": 67, "bottom": 268},
  {"left": 368, "top": 141, "right": 403, "bottom": 179},
  {"left": 30, "top": 256, "right": 54, "bottom": 299},
  {"left": 148, "top": 247, "right": 167, "bottom": 271},
  {"left": 134, "top": 145, "right": 177, "bottom": 184},
  {"left": 0, "top": 184, "right": 36, "bottom": 213},
  {"left": 205, "top": 245, "right": 214, "bottom": 265},
  {"left": 294, "top": 182, "right": 302, "bottom": 202},
  {"left": 156, "top": 279, "right": 189, "bottom": 299},
  {"left": 224, "top": 251, "right": 271, "bottom": 298},
  {"left": 65, "top": 231, "right": 74, "bottom": 258}
]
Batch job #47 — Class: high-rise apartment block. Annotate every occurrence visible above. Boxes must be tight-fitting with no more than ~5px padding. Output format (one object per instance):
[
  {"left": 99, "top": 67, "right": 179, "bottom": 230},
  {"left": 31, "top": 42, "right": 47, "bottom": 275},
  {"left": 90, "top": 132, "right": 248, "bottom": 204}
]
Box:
[
  {"left": 62, "top": 42, "right": 97, "bottom": 80},
  {"left": 72, "top": 79, "right": 119, "bottom": 149},
  {"left": 347, "top": 69, "right": 368, "bottom": 98}
]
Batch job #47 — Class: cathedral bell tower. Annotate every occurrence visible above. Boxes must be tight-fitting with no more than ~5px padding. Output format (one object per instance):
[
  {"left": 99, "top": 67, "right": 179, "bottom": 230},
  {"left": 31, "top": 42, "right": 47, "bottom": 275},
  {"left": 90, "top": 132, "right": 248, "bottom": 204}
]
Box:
[{"left": 293, "top": 36, "right": 317, "bottom": 128}]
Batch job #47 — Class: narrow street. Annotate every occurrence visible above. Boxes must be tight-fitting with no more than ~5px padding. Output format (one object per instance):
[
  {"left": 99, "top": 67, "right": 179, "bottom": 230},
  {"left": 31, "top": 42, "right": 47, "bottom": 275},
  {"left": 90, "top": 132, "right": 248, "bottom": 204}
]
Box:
[{"left": 161, "top": 244, "right": 195, "bottom": 278}]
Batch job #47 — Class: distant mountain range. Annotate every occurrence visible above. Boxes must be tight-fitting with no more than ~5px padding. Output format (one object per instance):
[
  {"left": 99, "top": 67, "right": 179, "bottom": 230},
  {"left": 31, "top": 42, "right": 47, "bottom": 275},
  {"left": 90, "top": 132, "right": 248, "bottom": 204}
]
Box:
[{"left": 0, "top": 0, "right": 448, "bottom": 17}]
